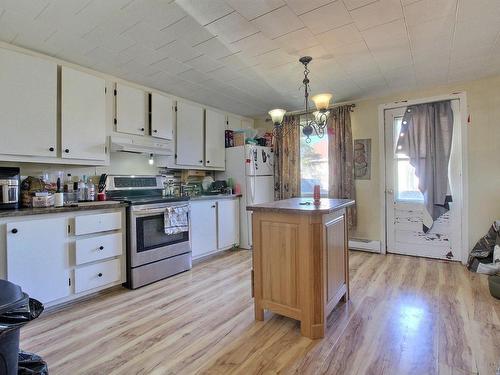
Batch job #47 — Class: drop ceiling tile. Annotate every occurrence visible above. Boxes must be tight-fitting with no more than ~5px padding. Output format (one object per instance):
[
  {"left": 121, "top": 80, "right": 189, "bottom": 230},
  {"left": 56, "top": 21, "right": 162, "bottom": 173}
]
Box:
[
  {"left": 161, "top": 16, "right": 213, "bottom": 46},
  {"left": 123, "top": 0, "right": 187, "bottom": 30},
  {"left": 150, "top": 57, "right": 192, "bottom": 75},
  {"left": 184, "top": 54, "right": 224, "bottom": 73},
  {"left": 252, "top": 48, "right": 296, "bottom": 69},
  {"left": 193, "top": 36, "right": 240, "bottom": 59},
  {"left": 155, "top": 40, "right": 202, "bottom": 63},
  {"left": 299, "top": 1, "right": 352, "bottom": 35},
  {"left": 176, "top": 0, "right": 233, "bottom": 26},
  {"left": 118, "top": 44, "right": 170, "bottom": 65},
  {"left": 343, "top": 0, "right": 378, "bottom": 11},
  {"left": 205, "top": 66, "right": 244, "bottom": 81},
  {"left": 177, "top": 68, "right": 211, "bottom": 83},
  {"left": 75, "top": 0, "right": 134, "bottom": 28},
  {"left": 408, "top": 16, "right": 454, "bottom": 53},
  {"left": 291, "top": 44, "right": 332, "bottom": 60},
  {"left": 404, "top": 0, "right": 457, "bottom": 26},
  {"left": 0, "top": 0, "right": 49, "bottom": 19},
  {"left": 218, "top": 52, "right": 258, "bottom": 70},
  {"left": 120, "top": 58, "right": 162, "bottom": 77},
  {"left": 205, "top": 12, "right": 259, "bottom": 43},
  {"left": 361, "top": 19, "right": 407, "bottom": 49},
  {"left": 251, "top": 6, "right": 304, "bottom": 39},
  {"left": 285, "top": 0, "right": 332, "bottom": 15},
  {"left": 121, "top": 21, "right": 174, "bottom": 50},
  {"left": 453, "top": 18, "right": 500, "bottom": 50},
  {"left": 274, "top": 27, "right": 320, "bottom": 52},
  {"left": 318, "top": 23, "right": 363, "bottom": 50},
  {"left": 35, "top": 0, "right": 96, "bottom": 37},
  {"left": 371, "top": 46, "right": 413, "bottom": 71},
  {"left": 230, "top": 32, "right": 278, "bottom": 56},
  {"left": 457, "top": 0, "right": 500, "bottom": 23},
  {"left": 83, "top": 26, "right": 136, "bottom": 52},
  {"left": 96, "top": 9, "right": 141, "bottom": 35},
  {"left": 225, "top": 0, "right": 285, "bottom": 20},
  {"left": 350, "top": 0, "right": 403, "bottom": 31}
]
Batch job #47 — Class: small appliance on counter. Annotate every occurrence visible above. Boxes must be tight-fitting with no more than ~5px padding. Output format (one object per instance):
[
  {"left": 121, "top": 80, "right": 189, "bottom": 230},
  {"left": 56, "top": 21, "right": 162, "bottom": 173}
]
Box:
[{"left": 0, "top": 167, "right": 20, "bottom": 209}]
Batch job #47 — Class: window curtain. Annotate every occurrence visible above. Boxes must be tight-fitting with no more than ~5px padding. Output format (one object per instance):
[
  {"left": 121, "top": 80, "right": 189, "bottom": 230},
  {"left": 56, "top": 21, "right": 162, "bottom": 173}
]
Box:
[
  {"left": 397, "top": 101, "right": 454, "bottom": 232},
  {"left": 328, "top": 105, "right": 357, "bottom": 229},
  {"left": 273, "top": 114, "right": 300, "bottom": 200}
]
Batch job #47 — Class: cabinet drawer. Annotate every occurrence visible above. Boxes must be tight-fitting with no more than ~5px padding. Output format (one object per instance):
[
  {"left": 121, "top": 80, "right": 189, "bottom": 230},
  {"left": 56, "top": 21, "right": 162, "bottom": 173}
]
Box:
[
  {"left": 75, "top": 232, "right": 122, "bottom": 265},
  {"left": 74, "top": 212, "right": 121, "bottom": 235},
  {"left": 74, "top": 258, "right": 121, "bottom": 293}
]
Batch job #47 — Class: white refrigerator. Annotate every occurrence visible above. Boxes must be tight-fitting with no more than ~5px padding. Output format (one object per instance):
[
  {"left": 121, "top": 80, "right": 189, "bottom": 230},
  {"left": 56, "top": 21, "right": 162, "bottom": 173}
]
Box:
[{"left": 219, "top": 145, "right": 274, "bottom": 249}]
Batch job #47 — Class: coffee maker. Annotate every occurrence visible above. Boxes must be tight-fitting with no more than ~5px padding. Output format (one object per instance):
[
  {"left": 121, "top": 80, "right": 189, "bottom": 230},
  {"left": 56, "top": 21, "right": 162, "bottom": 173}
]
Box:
[{"left": 0, "top": 167, "right": 20, "bottom": 209}]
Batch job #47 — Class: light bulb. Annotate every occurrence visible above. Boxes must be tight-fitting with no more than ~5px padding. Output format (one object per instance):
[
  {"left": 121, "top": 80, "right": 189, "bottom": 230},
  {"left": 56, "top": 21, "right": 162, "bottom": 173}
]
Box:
[
  {"left": 311, "top": 93, "right": 332, "bottom": 111},
  {"left": 268, "top": 109, "right": 286, "bottom": 125},
  {"left": 148, "top": 154, "right": 154, "bottom": 165}
]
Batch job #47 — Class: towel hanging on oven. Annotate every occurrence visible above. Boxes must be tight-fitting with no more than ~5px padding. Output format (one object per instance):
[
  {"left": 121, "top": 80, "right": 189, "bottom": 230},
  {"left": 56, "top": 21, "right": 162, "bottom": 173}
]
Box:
[{"left": 164, "top": 204, "right": 189, "bottom": 235}]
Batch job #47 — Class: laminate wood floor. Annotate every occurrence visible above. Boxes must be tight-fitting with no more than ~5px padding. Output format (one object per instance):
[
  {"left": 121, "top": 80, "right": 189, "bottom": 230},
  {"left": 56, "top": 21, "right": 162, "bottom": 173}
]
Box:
[{"left": 20, "top": 250, "right": 500, "bottom": 375}]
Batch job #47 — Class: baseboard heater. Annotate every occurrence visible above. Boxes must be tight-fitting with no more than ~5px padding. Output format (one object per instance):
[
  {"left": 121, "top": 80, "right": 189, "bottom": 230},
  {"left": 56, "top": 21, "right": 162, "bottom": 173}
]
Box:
[{"left": 349, "top": 238, "right": 381, "bottom": 253}]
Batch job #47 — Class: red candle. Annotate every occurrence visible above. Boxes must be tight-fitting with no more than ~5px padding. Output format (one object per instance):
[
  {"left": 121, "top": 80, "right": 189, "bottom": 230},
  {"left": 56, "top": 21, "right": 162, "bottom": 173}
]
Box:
[{"left": 313, "top": 185, "right": 321, "bottom": 205}]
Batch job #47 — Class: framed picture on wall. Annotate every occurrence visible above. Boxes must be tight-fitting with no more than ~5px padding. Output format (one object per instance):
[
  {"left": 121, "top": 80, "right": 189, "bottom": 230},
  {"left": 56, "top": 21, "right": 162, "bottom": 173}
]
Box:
[{"left": 354, "top": 138, "right": 371, "bottom": 180}]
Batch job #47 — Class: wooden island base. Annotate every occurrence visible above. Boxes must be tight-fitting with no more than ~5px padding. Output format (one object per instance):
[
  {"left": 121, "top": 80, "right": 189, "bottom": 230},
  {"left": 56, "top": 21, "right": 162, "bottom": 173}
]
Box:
[{"left": 248, "top": 198, "right": 355, "bottom": 339}]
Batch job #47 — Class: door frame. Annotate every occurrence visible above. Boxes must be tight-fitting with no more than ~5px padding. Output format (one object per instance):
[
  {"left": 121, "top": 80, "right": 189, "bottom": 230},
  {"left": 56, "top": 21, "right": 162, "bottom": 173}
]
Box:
[{"left": 377, "top": 92, "right": 469, "bottom": 263}]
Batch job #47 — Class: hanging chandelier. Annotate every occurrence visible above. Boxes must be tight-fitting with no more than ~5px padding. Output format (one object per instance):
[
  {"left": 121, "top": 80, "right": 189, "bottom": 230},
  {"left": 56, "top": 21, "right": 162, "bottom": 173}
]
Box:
[{"left": 269, "top": 56, "right": 333, "bottom": 143}]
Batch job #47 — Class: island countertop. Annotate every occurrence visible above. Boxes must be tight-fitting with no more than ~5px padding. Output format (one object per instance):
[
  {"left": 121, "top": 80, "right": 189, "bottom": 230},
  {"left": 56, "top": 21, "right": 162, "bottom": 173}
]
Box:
[{"left": 247, "top": 197, "right": 355, "bottom": 214}]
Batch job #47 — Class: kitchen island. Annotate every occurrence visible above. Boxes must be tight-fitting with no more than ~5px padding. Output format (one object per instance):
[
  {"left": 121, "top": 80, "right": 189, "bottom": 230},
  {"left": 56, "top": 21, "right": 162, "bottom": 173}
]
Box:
[{"left": 247, "top": 198, "right": 355, "bottom": 339}]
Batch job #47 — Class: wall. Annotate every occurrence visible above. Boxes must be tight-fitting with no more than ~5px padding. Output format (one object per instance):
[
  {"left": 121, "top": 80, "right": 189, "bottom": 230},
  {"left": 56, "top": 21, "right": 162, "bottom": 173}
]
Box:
[{"left": 350, "top": 75, "right": 500, "bottom": 249}]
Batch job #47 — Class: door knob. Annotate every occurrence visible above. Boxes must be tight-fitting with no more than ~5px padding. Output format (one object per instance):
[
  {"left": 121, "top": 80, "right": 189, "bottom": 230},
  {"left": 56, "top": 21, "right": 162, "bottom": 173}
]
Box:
[
  {"left": 99, "top": 246, "right": 104, "bottom": 250},
  {"left": 64, "top": 149, "right": 70, "bottom": 153},
  {"left": 49, "top": 147, "right": 54, "bottom": 152},
  {"left": 98, "top": 273, "right": 103, "bottom": 277},
  {"left": 386, "top": 189, "right": 394, "bottom": 194},
  {"left": 11, "top": 228, "right": 18, "bottom": 234}
]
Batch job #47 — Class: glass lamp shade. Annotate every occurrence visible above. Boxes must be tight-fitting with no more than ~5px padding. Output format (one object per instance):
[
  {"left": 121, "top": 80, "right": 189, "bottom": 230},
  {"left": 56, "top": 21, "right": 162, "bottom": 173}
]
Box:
[
  {"left": 268, "top": 108, "right": 286, "bottom": 125},
  {"left": 311, "top": 93, "right": 333, "bottom": 111}
]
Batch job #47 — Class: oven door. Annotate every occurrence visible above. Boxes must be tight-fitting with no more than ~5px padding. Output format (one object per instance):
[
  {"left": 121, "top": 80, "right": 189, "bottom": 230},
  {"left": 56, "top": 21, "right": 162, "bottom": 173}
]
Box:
[{"left": 129, "top": 204, "right": 190, "bottom": 268}]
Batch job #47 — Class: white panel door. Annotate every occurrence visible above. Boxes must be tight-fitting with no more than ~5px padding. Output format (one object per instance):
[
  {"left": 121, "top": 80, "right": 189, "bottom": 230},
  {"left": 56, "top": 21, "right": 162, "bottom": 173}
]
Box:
[
  {"left": 0, "top": 48, "right": 57, "bottom": 157},
  {"left": 217, "top": 199, "right": 239, "bottom": 249},
  {"left": 6, "top": 218, "right": 70, "bottom": 304},
  {"left": 190, "top": 200, "right": 217, "bottom": 258},
  {"left": 176, "top": 101, "right": 204, "bottom": 166},
  {"left": 205, "top": 109, "right": 226, "bottom": 168},
  {"left": 61, "top": 67, "right": 106, "bottom": 160},
  {"left": 115, "top": 83, "right": 147, "bottom": 136},
  {"left": 151, "top": 93, "right": 173, "bottom": 140},
  {"left": 384, "top": 104, "right": 461, "bottom": 260}
]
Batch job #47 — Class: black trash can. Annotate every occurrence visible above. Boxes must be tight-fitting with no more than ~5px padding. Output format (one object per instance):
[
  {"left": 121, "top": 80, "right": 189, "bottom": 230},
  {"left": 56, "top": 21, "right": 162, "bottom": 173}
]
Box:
[{"left": 0, "top": 280, "right": 44, "bottom": 375}]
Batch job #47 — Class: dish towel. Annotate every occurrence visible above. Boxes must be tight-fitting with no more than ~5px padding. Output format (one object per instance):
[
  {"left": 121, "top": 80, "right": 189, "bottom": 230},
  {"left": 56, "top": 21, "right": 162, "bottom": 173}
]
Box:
[{"left": 164, "top": 204, "right": 189, "bottom": 235}]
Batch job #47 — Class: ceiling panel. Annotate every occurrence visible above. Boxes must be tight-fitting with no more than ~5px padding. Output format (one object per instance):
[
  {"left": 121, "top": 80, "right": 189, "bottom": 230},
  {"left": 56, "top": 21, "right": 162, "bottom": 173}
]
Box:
[{"left": 0, "top": 0, "right": 498, "bottom": 117}]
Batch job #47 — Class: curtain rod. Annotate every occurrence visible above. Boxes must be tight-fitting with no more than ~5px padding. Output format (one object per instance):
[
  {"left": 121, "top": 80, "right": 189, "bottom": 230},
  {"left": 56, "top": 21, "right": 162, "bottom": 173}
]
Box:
[{"left": 283, "top": 101, "right": 356, "bottom": 116}]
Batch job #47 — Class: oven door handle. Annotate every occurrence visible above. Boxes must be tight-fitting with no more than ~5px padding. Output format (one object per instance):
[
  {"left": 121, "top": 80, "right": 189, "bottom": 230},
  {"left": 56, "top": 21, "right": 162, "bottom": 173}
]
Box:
[{"left": 132, "top": 207, "right": 190, "bottom": 216}]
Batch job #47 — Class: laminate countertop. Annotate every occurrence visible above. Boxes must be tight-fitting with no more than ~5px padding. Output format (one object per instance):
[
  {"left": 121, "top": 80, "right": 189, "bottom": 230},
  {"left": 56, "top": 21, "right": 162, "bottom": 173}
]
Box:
[
  {"left": 0, "top": 201, "right": 127, "bottom": 218},
  {"left": 190, "top": 194, "right": 242, "bottom": 201},
  {"left": 247, "top": 198, "right": 355, "bottom": 215}
]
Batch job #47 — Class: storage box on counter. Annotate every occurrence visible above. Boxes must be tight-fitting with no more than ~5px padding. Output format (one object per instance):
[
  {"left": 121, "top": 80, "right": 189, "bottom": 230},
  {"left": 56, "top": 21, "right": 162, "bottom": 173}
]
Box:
[
  {"left": 32, "top": 193, "right": 54, "bottom": 208},
  {"left": 233, "top": 131, "right": 245, "bottom": 146}
]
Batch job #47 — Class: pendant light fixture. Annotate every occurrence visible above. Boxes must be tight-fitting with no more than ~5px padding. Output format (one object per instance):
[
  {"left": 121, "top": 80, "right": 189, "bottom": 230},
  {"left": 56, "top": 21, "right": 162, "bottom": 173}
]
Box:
[{"left": 269, "top": 56, "right": 333, "bottom": 143}]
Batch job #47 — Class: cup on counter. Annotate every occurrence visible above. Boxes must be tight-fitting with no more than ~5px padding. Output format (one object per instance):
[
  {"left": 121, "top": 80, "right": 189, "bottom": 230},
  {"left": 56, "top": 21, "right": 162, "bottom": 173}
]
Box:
[{"left": 97, "top": 192, "right": 106, "bottom": 201}]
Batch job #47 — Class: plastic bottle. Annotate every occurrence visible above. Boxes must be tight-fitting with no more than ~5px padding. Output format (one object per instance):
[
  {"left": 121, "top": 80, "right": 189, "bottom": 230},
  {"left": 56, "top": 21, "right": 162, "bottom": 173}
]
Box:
[
  {"left": 87, "top": 178, "right": 96, "bottom": 201},
  {"left": 77, "top": 176, "right": 87, "bottom": 201}
]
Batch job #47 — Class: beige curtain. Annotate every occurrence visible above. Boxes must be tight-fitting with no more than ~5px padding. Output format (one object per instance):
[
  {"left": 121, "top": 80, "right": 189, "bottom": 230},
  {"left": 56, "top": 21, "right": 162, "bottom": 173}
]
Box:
[
  {"left": 328, "top": 105, "right": 357, "bottom": 229},
  {"left": 273, "top": 115, "right": 300, "bottom": 200}
]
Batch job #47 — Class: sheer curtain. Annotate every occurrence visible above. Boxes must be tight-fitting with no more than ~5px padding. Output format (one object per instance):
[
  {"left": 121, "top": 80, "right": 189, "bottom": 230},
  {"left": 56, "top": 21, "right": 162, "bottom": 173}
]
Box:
[
  {"left": 273, "top": 115, "right": 301, "bottom": 200},
  {"left": 397, "top": 101, "right": 454, "bottom": 232},
  {"left": 328, "top": 105, "right": 357, "bottom": 229}
]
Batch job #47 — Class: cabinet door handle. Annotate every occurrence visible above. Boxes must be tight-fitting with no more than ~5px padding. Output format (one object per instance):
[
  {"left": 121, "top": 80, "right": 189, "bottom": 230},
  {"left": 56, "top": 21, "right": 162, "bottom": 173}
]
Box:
[
  {"left": 11, "top": 228, "right": 18, "bottom": 234},
  {"left": 206, "top": 160, "right": 210, "bottom": 164},
  {"left": 99, "top": 246, "right": 104, "bottom": 250},
  {"left": 153, "top": 129, "right": 158, "bottom": 133},
  {"left": 199, "top": 160, "right": 203, "bottom": 163},
  {"left": 98, "top": 273, "right": 103, "bottom": 277},
  {"left": 140, "top": 128, "right": 145, "bottom": 131},
  {"left": 211, "top": 205, "right": 216, "bottom": 208},
  {"left": 64, "top": 149, "right": 70, "bottom": 153},
  {"left": 49, "top": 147, "right": 54, "bottom": 152}
]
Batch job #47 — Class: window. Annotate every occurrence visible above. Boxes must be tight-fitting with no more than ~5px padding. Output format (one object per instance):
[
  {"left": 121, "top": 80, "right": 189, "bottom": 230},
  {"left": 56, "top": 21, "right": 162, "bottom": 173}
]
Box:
[
  {"left": 393, "top": 117, "right": 424, "bottom": 202},
  {"left": 300, "top": 116, "right": 329, "bottom": 196}
]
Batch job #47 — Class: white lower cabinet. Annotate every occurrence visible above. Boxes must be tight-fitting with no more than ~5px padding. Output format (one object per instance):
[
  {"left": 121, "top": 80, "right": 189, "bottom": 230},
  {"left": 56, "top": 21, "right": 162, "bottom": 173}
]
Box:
[
  {"left": 6, "top": 217, "right": 70, "bottom": 304},
  {"left": 190, "top": 200, "right": 217, "bottom": 259},
  {"left": 190, "top": 198, "right": 240, "bottom": 259},
  {"left": 217, "top": 199, "right": 240, "bottom": 249},
  {"left": 2, "top": 208, "right": 125, "bottom": 306}
]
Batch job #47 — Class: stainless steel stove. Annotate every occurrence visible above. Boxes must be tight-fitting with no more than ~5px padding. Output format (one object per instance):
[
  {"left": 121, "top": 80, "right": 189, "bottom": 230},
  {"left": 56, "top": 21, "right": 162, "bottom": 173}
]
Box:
[{"left": 106, "top": 175, "right": 191, "bottom": 289}]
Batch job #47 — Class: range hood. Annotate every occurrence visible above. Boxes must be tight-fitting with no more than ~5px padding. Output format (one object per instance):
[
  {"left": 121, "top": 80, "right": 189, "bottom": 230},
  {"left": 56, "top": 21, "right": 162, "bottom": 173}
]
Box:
[{"left": 110, "top": 135, "right": 173, "bottom": 156}]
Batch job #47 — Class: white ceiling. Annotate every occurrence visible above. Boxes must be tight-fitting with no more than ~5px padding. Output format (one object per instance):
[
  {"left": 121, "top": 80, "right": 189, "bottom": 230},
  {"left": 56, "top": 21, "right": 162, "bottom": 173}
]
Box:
[{"left": 1, "top": 0, "right": 499, "bottom": 117}]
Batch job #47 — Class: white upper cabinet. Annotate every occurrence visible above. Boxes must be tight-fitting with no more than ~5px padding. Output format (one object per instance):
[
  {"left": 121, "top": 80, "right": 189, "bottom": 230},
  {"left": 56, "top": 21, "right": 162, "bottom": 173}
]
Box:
[
  {"left": 61, "top": 67, "right": 106, "bottom": 161},
  {"left": 227, "top": 115, "right": 241, "bottom": 130},
  {"left": 205, "top": 109, "right": 226, "bottom": 168},
  {"left": 115, "top": 83, "right": 147, "bottom": 136},
  {"left": 0, "top": 48, "right": 57, "bottom": 157},
  {"left": 176, "top": 101, "right": 204, "bottom": 167},
  {"left": 151, "top": 93, "right": 173, "bottom": 140}
]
